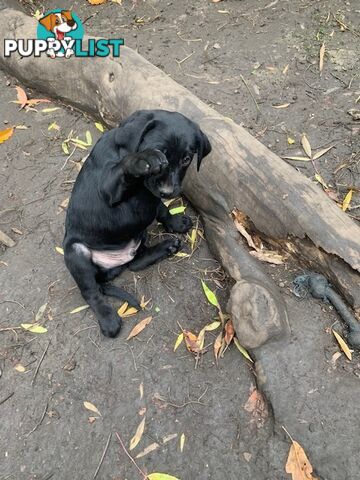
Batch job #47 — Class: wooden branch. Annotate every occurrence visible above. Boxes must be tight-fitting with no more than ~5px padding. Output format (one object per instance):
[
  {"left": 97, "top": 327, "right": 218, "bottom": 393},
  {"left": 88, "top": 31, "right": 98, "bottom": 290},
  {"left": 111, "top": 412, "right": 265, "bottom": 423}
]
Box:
[{"left": 1, "top": 9, "right": 359, "bottom": 347}]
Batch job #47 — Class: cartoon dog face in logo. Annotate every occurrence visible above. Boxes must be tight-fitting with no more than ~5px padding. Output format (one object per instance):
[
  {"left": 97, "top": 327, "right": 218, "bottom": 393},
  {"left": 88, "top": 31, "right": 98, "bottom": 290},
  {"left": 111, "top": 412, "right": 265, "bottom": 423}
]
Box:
[{"left": 39, "top": 10, "right": 78, "bottom": 58}]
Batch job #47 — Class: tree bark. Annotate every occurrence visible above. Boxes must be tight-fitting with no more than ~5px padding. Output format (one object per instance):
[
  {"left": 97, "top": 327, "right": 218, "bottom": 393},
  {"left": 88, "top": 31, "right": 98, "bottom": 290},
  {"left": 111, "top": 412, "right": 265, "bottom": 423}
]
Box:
[{"left": 1, "top": 8, "right": 359, "bottom": 347}]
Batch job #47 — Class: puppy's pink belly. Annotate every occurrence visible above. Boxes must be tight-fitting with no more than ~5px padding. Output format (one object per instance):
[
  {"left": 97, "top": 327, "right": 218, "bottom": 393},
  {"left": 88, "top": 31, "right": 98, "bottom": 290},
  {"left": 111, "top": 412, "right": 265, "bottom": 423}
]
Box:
[{"left": 91, "top": 240, "right": 140, "bottom": 269}]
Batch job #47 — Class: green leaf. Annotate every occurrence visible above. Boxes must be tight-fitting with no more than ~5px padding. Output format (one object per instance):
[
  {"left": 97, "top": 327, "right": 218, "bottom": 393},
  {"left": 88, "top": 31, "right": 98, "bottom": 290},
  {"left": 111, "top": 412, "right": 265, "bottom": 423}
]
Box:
[
  {"left": 233, "top": 338, "right": 253, "bottom": 363},
  {"left": 35, "top": 303, "right": 48, "bottom": 322},
  {"left": 148, "top": 474, "right": 180, "bottom": 480},
  {"left": 95, "top": 122, "right": 104, "bottom": 132},
  {"left": 62, "top": 142, "right": 69, "bottom": 155},
  {"left": 85, "top": 130, "right": 92, "bottom": 146},
  {"left": 169, "top": 206, "right": 186, "bottom": 215},
  {"left": 71, "top": 138, "right": 89, "bottom": 148},
  {"left": 174, "top": 333, "right": 184, "bottom": 351},
  {"left": 48, "top": 122, "right": 59, "bottom": 131},
  {"left": 21, "top": 323, "right": 48, "bottom": 334},
  {"left": 201, "top": 280, "right": 219, "bottom": 308}
]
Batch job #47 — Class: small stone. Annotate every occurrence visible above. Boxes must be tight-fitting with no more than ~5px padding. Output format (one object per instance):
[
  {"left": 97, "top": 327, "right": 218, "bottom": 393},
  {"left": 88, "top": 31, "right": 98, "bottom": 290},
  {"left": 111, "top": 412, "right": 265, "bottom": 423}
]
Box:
[
  {"left": 213, "top": 43, "right": 221, "bottom": 49},
  {"left": 279, "top": 282, "right": 285, "bottom": 288}
]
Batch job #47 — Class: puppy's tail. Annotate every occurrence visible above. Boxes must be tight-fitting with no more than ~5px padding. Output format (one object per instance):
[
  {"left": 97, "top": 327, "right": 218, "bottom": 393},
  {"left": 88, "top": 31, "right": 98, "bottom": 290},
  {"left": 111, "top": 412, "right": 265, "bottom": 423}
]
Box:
[{"left": 100, "top": 284, "right": 140, "bottom": 309}]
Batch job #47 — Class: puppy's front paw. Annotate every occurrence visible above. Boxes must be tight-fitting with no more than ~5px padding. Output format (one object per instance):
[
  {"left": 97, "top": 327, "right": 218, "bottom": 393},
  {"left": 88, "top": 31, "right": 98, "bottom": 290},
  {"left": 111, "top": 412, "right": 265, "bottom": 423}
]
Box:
[
  {"left": 99, "top": 313, "right": 122, "bottom": 338},
  {"left": 164, "top": 238, "right": 182, "bottom": 256},
  {"left": 130, "top": 150, "right": 168, "bottom": 177},
  {"left": 165, "top": 214, "right": 193, "bottom": 234}
]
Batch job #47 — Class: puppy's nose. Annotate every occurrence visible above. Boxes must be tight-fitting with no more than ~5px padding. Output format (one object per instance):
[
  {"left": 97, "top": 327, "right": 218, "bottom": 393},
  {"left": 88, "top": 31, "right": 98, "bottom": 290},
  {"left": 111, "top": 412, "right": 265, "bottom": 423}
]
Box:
[
  {"left": 159, "top": 190, "right": 173, "bottom": 199},
  {"left": 67, "top": 19, "right": 75, "bottom": 27}
]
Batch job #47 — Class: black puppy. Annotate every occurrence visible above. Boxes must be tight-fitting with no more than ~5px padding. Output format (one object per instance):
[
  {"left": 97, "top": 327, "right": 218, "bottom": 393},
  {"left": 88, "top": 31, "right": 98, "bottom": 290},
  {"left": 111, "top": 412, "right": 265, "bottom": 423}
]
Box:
[{"left": 63, "top": 109, "right": 211, "bottom": 337}]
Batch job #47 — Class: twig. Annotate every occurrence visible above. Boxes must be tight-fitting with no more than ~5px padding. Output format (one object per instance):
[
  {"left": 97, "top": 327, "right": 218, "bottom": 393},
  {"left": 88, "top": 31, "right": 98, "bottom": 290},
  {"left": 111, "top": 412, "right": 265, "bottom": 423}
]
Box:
[
  {"left": 25, "top": 400, "right": 48, "bottom": 437},
  {"left": 115, "top": 432, "right": 147, "bottom": 479},
  {"left": 127, "top": 344, "right": 138, "bottom": 371},
  {"left": 61, "top": 146, "right": 77, "bottom": 171},
  {"left": 0, "top": 391, "right": 14, "bottom": 406},
  {"left": 93, "top": 432, "right": 112, "bottom": 479},
  {"left": 0, "top": 300, "right": 26, "bottom": 309},
  {"left": 175, "top": 52, "right": 194, "bottom": 67},
  {"left": 240, "top": 74, "right": 261, "bottom": 121},
  {"left": 32, "top": 340, "right": 51, "bottom": 386}
]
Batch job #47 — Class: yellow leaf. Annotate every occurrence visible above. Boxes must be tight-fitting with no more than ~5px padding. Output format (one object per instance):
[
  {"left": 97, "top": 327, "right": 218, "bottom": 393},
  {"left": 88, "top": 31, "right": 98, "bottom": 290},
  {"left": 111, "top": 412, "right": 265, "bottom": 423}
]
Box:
[
  {"left": 319, "top": 43, "right": 325, "bottom": 73},
  {"left": 283, "top": 156, "right": 311, "bottom": 162},
  {"left": 272, "top": 103, "right": 290, "bottom": 109},
  {"left": 21, "top": 323, "right": 48, "bottom": 334},
  {"left": 148, "top": 475, "right": 180, "bottom": 480},
  {"left": 201, "top": 280, "right": 219, "bottom": 308},
  {"left": 214, "top": 331, "right": 223, "bottom": 360},
  {"left": 204, "top": 321, "right": 221, "bottom": 331},
  {"left": 129, "top": 417, "right": 146, "bottom": 450},
  {"left": 180, "top": 433, "right": 185, "bottom": 452},
  {"left": 35, "top": 303, "right": 48, "bottom": 322},
  {"left": 287, "top": 137, "right": 295, "bottom": 145},
  {"left": 88, "top": 0, "right": 107, "bottom": 4},
  {"left": 127, "top": 316, "right": 152, "bottom": 340},
  {"left": 62, "top": 142, "right": 69, "bottom": 155},
  {"left": 48, "top": 122, "right": 59, "bottom": 131},
  {"left": 314, "top": 173, "right": 328, "bottom": 189},
  {"left": 70, "top": 305, "right": 89, "bottom": 314},
  {"left": 83, "top": 401, "right": 101, "bottom": 416},
  {"left": 189, "top": 228, "right": 197, "bottom": 250},
  {"left": 139, "top": 383, "right": 144, "bottom": 399},
  {"left": 117, "top": 302, "right": 129, "bottom": 316},
  {"left": 175, "top": 252, "right": 190, "bottom": 258},
  {"left": 234, "top": 338, "right": 254, "bottom": 363},
  {"left": 169, "top": 206, "right": 186, "bottom": 215},
  {"left": 312, "top": 145, "right": 334, "bottom": 160},
  {"left": 285, "top": 440, "right": 314, "bottom": 480},
  {"left": 14, "top": 364, "right": 26, "bottom": 372},
  {"left": 342, "top": 190, "right": 353, "bottom": 212},
  {"left": 33, "top": 9, "right": 42, "bottom": 20},
  {"left": 0, "top": 127, "right": 14, "bottom": 144},
  {"left": 123, "top": 307, "right": 138, "bottom": 318},
  {"left": 140, "top": 296, "right": 152, "bottom": 309},
  {"left": 55, "top": 246, "right": 64, "bottom": 255},
  {"left": 174, "top": 332, "right": 184, "bottom": 351},
  {"left": 85, "top": 130, "right": 92, "bottom": 146},
  {"left": 135, "top": 442, "right": 159, "bottom": 459},
  {"left": 301, "top": 134, "right": 312, "bottom": 158},
  {"left": 15, "top": 125, "right": 28, "bottom": 130},
  {"left": 95, "top": 122, "right": 105, "bottom": 132},
  {"left": 41, "top": 107, "right": 60, "bottom": 113},
  {"left": 332, "top": 329, "right": 352, "bottom": 360}
]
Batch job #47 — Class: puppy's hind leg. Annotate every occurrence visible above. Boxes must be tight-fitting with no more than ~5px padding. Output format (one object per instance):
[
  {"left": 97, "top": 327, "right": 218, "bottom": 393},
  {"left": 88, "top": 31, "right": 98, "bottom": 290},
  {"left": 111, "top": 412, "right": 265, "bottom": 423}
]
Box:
[
  {"left": 64, "top": 244, "right": 122, "bottom": 338},
  {"left": 96, "top": 266, "right": 141, "bottom": 309},
  {"left": 128, "top": 238, "right": 182, "bottom": 272}
]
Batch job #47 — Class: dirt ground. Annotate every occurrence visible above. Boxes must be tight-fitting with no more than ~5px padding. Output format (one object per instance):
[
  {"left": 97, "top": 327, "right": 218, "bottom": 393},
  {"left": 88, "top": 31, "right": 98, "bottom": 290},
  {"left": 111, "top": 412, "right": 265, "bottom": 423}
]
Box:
[{"left": 1, "top": 0, "right": 360, "bottom": 479}]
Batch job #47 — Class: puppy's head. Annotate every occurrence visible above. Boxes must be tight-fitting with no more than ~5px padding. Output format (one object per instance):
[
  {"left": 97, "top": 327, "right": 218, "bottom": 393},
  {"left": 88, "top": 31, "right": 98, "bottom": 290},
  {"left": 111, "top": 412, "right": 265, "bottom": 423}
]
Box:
[
  {"left": 39, "top": 10, "right": 76, "bottom": 37},
  {"left": 117, "top": 110, "right": 211, "bottom": 199}
]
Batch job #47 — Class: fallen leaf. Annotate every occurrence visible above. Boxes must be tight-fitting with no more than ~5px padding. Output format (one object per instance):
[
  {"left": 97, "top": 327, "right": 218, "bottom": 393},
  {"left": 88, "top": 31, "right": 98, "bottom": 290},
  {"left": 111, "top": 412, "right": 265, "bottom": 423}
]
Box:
[
  {"left": 35, "top": 303, "right": 48, "bottom": 323},
  {"left": 0, "top": 230, "right": 15, "bottom": 247},
  {"left": 234, "top": 338, "right": 253, "bottom": 362},
  {"left": 332, "top": 329, "right": 352, "bottom": 360},
  {"left": 14, "top": 364, "right": 26, "bottom": 372},
  {"left": 301, "top": 134, "right": 312, "bottom": 158},
  {"left": 283, "top": 156, "right": 312, "bottom": 162},
  {"left": 342, "top": 190, "right": 353, "bottom": 212},
  {"left": 179, "top": 433, "right": 185, "bottom": 452},
  {"left": 15, "top": 125, "right": 28, "bottom": 130},
  {"left": 148, "top": 475, "right": 180, "bottom": 480},
  {"left": 348, "top": 109, "right": 360, "bottom": 121},
  {"left": 55, "top": 246, "right": 64, "bottom": 255},
  {"left": 95, "top": 122, "right": 105, "bottom": 132},
  {"left": 127, "top": 316, "right": 152, "bottom": 340},
  {"left": 287, "top": 137, "right": 295, "bottom": 145},
  {"left": 175, "top": 252, "right": 190, "bottom": 258},
  {"left": 135, "top": 442, "right": 159, "bottom": 459},
  {"left": 312, "top": 145, "right": 334, "bottom": 160},
  {"left": 174, "top": 332, "right": 184, "bottom": 351},
  {"left": 139, "top": 383, "right": 144, "bottom": 399},
  {"left": 224, "top": 319, "right": 235, "bottom": 345},
  {"left": 14, "top": 86, "right": 28, "bottom": 109},
  {"left": 162, "top": 433, "right": 178, "bottom": 443},
  {"left": 183, "top": 330, "right": 201, "bottom": 353},
  {"left": 83, "top": 401, "right": 101, "bottom": 416},
  {"left": 59, "top": 197, "right": 70, "bottom": 211},
  {"left": 27, "top": 98, "right": 51, "bottom": 107},
  {"left": 244, "top": 387, "right": 268, "bottom": 427},
  {"left": 214, "top": 331, "right": 223, "bottom": 361},
  {"left": 85, "top": 130, "right": 92, "bottom": 146},
  {"left": 314, "top": 173, "right": 328, "bottom": 190},
  {"left": 88, "top": 416, "right": 97, "bottom": 424},
  {"left": 62, "top": 142, "right": 70, "bottom": 155},
  {"left": 88, "top": 0, "right": 107, "bottom": 3},
  {"left": 70, "top": 305, "right": 89, "bottom": 314},
  {"left": 189, "top": 228, "right": 197, "bottom": 251},
  {"left": 140, "top": 296, "right": 152, "bottom": 309},
  {"left": 272, "top": 103, "right": 290, "bottom": 109},
  {"left": 169, "top": 206, "right": 186, "bottom": 215},
  {"left": 201, "top": 280, "right": 219, "bottom": 308},
  {"left": 319, "top": 43, "right": 325, "bottom": 73},
  {"left": 48, "top": 122, "right": 60, "bottom": 131},
  {"left": 21, "top": 323, "right": 47, "bottom": 333},
  {"left": 41, "top": 107, "right": 60, "bottom": 113},
  {"left": 286, "top": 440, "right": 314, "bottom": 480},
  {"left": 11, "top": 227, "right": 23, "bottom": 235},
  {"left": 117, "top": 302, "right": 138, "bottom": 318},
  {"left": 129, "top": 417, "right": 146, "bottom": 450},
  {"left": 212, "top": 0, "right": 223, "bottom": 2},
  {"left": 0, "top": 127, "right": 14, "bottom": 144}
]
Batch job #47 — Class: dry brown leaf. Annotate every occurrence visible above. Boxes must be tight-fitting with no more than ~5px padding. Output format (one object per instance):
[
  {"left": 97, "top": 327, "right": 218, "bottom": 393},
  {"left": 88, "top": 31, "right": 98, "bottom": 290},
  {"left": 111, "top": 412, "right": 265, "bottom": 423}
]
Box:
[
  {"left": 214, "top": 331, "right": 223, "bottom": 360},
  {"left": 286, "top": 440, "right": 314, "bottom": 480},
  {"left": 273, "top": 103, "right": 290, "bottom": 109},
  {"left": 15, "top": 86, "right": 28, "bottom": 109},
  {"left": 301, "top": 134, "right": 312, "bottom": 158},
  {"left": 224, "top": 319, "right": 235, "bottom": 345},
  {"left": 244, "top": 387, "right": 268, "bottom": 427},
  {"left": 129, "top": 417, "right": 146, "bottom": 450},
  {"left": 127, "top": 316, "right": 152, "bottom": 340},
  {"left": 319, "top": 43, "right": 325, "bottom": 73},
  {"left": 312, "top": 145, "right": 334, "bottom": 160},
  {"left": 88, "top": 416, "right": 97, "bottom": 424},
  {"left": 0, "top": 127, "right": 14, "bottom": 144},
  {"left": 183, "top": 330, "right": 201, "bottom": 353},
  {"left": 135, "top": 442, "right": 159, "bottom": 459}
]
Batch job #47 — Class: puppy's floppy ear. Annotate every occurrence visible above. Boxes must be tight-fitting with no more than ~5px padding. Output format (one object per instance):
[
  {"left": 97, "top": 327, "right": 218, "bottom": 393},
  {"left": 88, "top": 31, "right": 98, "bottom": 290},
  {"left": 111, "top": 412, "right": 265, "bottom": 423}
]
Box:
[
  {"left": 61, "top": 10, "right": 73, "bottom": 21},
  {"left": 196, "top": 128, "right": 212, "bottom": 171},
  {"left": 39, "top": 13, "right": 56, "bottom": 32},
  {"left": 115, "top": 111, "right": 158, "bottom": 153}
]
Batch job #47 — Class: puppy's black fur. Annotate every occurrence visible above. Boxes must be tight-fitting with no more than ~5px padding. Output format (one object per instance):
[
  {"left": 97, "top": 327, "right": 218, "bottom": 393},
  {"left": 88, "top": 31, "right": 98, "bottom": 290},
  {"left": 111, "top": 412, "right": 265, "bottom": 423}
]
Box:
[{"left": 63, "top": 109, "right": 211, "bottom": 337}]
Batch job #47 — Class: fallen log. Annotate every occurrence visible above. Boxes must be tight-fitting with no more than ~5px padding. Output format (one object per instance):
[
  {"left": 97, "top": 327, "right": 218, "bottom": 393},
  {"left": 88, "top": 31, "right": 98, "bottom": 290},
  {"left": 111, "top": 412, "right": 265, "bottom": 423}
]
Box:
[{"left": 1, "top": 8, "right": 359, "bottom": 350}]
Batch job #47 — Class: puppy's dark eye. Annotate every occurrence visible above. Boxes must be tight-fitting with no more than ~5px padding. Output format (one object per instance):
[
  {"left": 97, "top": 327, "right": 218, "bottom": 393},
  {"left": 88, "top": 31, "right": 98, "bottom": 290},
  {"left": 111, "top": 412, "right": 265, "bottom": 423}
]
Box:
[{"left": 181, "top": 156, "right": 191, "bottom": 166}]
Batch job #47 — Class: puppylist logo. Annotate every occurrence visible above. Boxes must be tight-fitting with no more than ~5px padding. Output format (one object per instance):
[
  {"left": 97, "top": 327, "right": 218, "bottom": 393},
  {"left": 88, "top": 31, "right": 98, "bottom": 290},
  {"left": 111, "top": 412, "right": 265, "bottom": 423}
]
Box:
[{"left": 4, "top": 9, "right": 124, "bottom": 59}]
